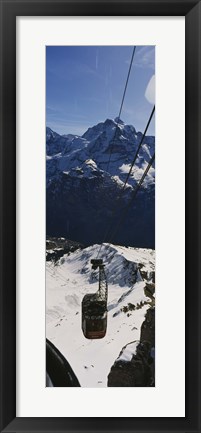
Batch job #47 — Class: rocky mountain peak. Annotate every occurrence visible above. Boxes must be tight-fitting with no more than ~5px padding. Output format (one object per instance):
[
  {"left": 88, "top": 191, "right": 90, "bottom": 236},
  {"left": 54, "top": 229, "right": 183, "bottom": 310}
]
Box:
[
  {"left": 46, "top": 119, "right": 155, "bottom": 247},
  {"left": 114, "top": 116, "right": 124, "bottom": 125}
]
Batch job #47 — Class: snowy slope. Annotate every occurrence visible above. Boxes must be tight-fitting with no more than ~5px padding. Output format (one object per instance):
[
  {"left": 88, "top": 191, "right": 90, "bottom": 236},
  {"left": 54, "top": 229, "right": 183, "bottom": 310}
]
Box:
[{"left": 46, "top": 243, "right": 155, "bottom": 387}]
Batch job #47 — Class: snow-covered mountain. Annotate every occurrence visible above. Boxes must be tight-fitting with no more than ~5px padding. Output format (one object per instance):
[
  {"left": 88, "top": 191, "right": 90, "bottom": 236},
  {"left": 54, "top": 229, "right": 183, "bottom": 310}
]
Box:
[
  {"left": 46, "top": 243, "right": 155, "bottom": 387},
  {"left": 46, "top": 118, "right": 155, "bottom": 247}
]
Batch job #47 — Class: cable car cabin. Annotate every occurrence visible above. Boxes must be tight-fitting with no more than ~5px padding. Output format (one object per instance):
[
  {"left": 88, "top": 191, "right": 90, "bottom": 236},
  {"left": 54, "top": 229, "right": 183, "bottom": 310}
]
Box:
[
  {"left": 82, "top": 259, "right": 108, "bottom": 339},
  {"left": 82, "top": 293, "right": 107, "bottom": 339}
]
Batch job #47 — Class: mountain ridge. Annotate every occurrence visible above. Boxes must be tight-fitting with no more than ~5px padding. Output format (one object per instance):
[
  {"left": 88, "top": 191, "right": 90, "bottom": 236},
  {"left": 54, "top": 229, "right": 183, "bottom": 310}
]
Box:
[{"left": 46, "top": 118, "right": 155, "bottom": 248}]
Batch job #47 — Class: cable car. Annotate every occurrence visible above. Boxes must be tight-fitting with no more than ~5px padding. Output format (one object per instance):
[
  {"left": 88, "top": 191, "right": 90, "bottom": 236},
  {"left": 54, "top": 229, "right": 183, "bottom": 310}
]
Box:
[{"left": 82, "top": 258, "right": 108, "bottom": 339}]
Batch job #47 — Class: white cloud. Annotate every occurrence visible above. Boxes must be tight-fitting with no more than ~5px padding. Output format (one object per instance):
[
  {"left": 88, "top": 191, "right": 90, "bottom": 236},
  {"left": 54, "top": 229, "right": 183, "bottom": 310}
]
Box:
[
  {"left": 145, "top": 75, "right": 155, "bottom": 104},
  {"left": 135, "top": 46, "right": 155, "bottom": 70}
]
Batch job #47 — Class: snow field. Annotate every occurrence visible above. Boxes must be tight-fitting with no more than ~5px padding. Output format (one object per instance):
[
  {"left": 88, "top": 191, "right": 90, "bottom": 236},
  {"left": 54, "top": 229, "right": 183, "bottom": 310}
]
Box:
[{"left": 46, "top": 244, "right": 155, "bottom": 387}]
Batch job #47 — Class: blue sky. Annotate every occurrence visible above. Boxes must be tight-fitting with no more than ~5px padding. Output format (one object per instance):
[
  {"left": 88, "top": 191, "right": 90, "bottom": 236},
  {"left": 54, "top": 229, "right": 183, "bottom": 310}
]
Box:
[{"left": 46, "top": 46, "right": 155, "bottom": 136}]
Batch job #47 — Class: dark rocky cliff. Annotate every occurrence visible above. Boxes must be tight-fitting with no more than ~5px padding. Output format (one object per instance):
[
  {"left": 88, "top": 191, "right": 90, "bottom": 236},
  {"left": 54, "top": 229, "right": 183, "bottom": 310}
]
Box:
[{"left": 107, "top": 306, "right": 155, "bottom": 387}]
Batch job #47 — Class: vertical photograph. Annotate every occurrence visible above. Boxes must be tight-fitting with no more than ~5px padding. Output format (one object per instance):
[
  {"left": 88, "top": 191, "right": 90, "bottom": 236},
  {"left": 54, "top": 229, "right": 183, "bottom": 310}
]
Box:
[{"left": 46, "top": 46, "right": 155, "bottom": 387}]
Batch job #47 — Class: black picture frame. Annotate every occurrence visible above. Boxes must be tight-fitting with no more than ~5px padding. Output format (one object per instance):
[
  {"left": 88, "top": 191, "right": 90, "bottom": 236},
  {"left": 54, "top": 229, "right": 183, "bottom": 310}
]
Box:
[{"left": 0, "top": 0, "right": 200, "bottom": 432}]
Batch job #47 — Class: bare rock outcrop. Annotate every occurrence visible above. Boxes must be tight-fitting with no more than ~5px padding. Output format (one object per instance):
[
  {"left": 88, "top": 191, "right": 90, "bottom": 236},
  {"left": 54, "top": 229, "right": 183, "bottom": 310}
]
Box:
[{"left": 107, "top": 307, "right": 155, "bottom": 387}]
